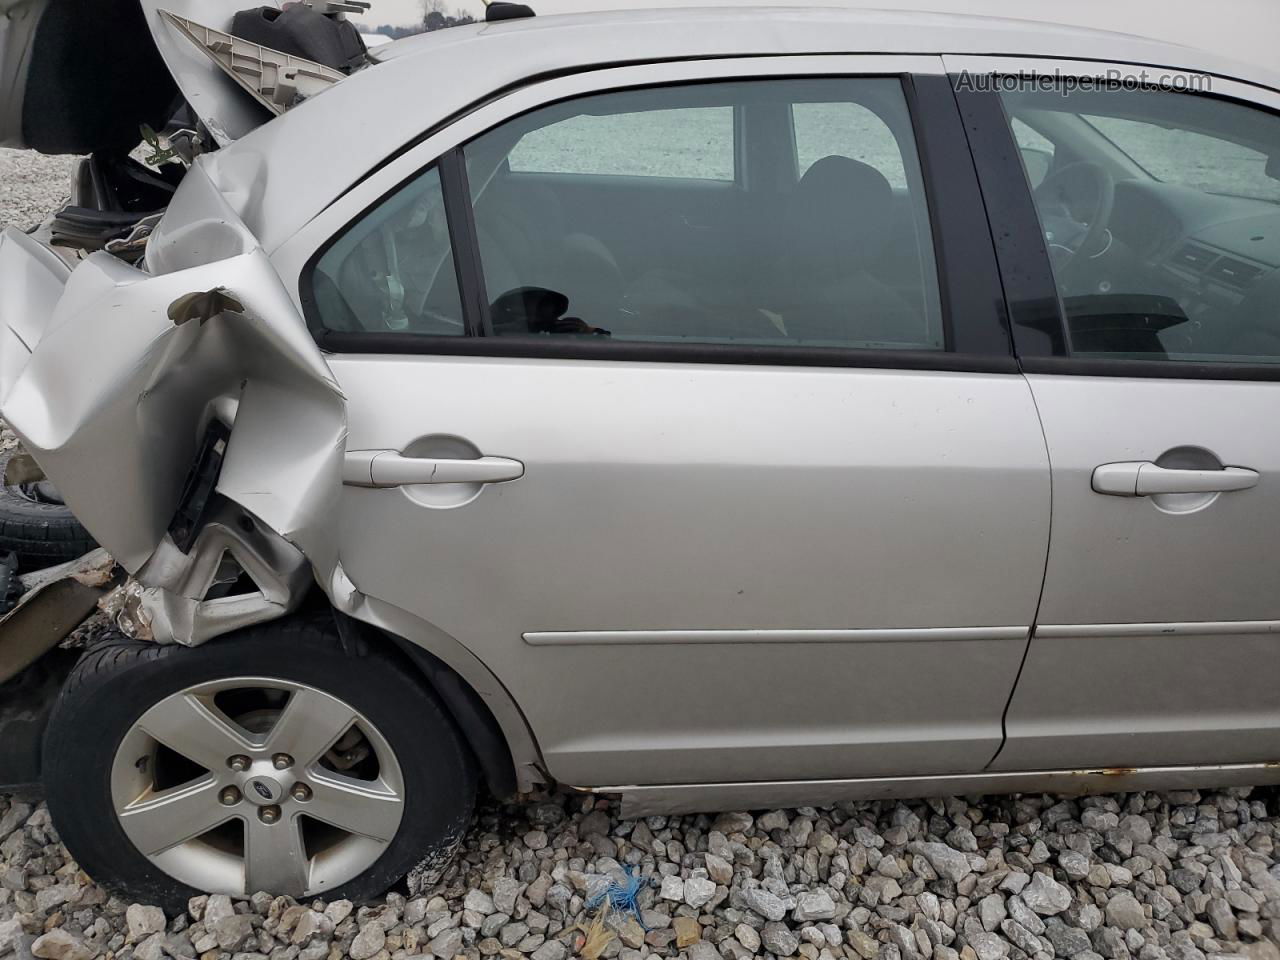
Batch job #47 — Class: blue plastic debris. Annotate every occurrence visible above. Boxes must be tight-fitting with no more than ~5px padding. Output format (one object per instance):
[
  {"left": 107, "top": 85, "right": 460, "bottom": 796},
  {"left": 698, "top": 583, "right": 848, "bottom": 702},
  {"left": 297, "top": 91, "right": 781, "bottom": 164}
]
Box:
[{"left": 586, "top": 864, "right": 652, "bottom": 928}]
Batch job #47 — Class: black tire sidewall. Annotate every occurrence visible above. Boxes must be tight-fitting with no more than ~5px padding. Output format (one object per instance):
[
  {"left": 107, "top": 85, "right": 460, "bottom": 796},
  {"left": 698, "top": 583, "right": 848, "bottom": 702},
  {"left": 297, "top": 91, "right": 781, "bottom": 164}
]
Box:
[
  {"left": 0, "top": 450, "right": 94, "bottom": 567},
  {"left": 44, "top": 625, "right": 475, "bottom": 909}
]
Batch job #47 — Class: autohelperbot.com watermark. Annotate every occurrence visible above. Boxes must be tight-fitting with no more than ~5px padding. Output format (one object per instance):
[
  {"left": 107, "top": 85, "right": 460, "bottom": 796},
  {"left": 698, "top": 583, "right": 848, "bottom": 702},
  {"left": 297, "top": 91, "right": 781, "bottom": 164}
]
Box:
[{"left": 953, "top": 69, "right": 1213, "bottom": 95}]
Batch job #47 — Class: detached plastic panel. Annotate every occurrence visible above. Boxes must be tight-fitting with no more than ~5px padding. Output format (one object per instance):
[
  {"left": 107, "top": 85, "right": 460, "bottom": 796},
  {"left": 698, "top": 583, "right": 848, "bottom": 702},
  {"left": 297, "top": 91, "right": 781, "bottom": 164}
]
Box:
[
  {"left": 231, "top": 5, "right": 368, "bottom": 73},
  {"left": 160, "top": 10, "right": 346, "bottom": 115}
]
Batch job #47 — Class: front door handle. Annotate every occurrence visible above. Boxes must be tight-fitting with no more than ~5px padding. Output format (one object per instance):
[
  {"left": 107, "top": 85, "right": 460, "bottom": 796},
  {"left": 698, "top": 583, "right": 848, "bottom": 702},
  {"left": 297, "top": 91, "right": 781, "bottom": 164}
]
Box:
[
  {"left": 1092, "top": 461, "right": 1259, "bottom": 497},
  {"left": 343, "top": 451, "right": 524, "bottom": 487}
]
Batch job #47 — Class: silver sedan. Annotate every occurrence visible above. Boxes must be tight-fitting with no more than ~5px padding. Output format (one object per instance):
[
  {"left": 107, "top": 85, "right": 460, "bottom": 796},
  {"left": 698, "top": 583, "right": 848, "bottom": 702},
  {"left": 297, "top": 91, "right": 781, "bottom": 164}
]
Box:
[{"left": 1, "top": 0, "right": 1279, "bottom": 905}]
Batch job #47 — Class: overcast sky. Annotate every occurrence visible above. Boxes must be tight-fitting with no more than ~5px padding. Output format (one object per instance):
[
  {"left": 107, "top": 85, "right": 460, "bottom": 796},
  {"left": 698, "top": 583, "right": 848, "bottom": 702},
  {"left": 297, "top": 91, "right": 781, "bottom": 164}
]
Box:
[{"left": 350, "top": 0, "right": 1278, "bottom": 74}]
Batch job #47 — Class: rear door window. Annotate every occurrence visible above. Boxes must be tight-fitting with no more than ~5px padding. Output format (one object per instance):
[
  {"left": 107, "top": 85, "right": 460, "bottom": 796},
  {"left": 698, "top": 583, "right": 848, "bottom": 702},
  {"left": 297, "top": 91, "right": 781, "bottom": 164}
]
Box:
[
  {"left": 464, "top": 78, "right": 944, "bottom": 350},
  {"left": 508, "top": 106, "right": 735, "bottom": 181},
  {"left": 792, "top": 101, "right": 907, "bottom": 187}
]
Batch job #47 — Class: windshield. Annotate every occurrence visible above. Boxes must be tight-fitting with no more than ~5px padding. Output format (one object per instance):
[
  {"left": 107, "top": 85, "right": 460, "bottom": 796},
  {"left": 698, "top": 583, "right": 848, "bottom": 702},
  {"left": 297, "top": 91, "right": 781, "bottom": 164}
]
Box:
[{"left": 1082, "top": 113, "right": 1280, "bottom": 203}]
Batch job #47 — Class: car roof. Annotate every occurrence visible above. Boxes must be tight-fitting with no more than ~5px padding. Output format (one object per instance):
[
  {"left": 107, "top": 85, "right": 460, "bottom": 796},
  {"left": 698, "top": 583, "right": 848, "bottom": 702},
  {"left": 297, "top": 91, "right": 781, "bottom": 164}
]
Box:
[
  {"left": 204, "top": 6, "right": 1280, "bottom": 255},
  {"left": 370, "top": 7, "right": 1232, "bottom": 72}
]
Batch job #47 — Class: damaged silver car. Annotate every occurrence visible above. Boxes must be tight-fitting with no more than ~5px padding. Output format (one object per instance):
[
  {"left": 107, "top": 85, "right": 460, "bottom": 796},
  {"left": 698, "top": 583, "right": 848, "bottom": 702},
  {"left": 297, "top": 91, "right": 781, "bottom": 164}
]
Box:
[{"left": 5, "top": 0, "right": 1280, "bottom": 906}]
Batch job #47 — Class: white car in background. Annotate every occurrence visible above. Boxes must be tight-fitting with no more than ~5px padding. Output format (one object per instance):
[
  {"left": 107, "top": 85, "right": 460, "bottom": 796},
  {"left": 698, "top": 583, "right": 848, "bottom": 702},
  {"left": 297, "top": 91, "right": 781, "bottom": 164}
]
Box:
[{"left": 2, "top": 0, "right": 1280, "bottom": 908}]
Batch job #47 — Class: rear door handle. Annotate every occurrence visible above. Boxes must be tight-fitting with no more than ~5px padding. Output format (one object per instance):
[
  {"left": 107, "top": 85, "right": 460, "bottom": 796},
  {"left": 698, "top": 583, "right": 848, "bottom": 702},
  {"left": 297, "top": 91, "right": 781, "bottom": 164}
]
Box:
[
  {"left": 343, "top": 451, "right": 524, "bottom": 487},
  {"left": 1092, "top": 461, "right": 1259, "bottom": 497}
]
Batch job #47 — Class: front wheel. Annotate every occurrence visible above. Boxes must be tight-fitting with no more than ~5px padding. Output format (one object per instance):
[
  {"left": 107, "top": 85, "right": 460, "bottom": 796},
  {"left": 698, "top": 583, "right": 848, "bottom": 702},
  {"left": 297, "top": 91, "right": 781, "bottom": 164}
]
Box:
[{"left": 42, "top": 617, "right": 476, "bottom": 908}]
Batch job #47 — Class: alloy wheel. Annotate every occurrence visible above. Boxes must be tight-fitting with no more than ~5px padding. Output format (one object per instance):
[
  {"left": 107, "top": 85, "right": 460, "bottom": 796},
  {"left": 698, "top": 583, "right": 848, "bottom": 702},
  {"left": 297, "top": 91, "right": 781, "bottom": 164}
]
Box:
[{"left": 109, "top": 677, "right": 405, "bottom": 897}]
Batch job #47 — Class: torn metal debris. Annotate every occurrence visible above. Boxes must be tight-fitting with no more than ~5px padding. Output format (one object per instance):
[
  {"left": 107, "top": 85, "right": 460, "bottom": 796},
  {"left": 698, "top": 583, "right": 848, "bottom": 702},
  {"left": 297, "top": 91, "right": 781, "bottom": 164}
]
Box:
[
  {"left": 0, "top": 549, "right": 121, "bottom": 686},
  {"left": 113, "top": 500, "right": 311, "bottom": 646}
]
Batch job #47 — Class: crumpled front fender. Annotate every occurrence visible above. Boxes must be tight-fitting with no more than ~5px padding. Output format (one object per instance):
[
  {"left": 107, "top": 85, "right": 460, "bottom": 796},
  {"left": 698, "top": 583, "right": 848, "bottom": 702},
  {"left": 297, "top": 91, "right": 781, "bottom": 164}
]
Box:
[
  {"left": 0, "top": 227, "right": 72, "bottom": 400},
  {"left": 0, "top": 161, "right": 347, "bottom": 644}
]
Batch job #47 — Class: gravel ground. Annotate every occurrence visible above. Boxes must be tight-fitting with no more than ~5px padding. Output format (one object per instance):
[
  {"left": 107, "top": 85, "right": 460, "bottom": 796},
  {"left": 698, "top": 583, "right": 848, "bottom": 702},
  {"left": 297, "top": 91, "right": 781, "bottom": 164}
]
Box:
[
  {"left": 2, "top": 789, "right": 1280, "bottom": 960},
  {"left": 1, "top": 153, "right": 1279, "bottom": 960},
  {"left": 0, "top": 149, "right": 76, "bottom": 230}
]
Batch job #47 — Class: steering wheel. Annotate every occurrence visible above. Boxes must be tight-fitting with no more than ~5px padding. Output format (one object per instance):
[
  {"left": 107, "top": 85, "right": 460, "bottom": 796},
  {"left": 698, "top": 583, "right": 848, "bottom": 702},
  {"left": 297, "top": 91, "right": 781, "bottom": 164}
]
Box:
[{"left": 1033, "top": 161, "right": 1116, "bottom": 279}]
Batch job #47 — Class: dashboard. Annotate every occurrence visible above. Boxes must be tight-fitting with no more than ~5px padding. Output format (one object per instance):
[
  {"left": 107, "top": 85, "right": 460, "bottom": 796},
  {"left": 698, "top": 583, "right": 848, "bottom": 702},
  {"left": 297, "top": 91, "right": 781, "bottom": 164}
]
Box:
[{"left": 1098, "top": 179, "right": 1280, "bottom": 354}]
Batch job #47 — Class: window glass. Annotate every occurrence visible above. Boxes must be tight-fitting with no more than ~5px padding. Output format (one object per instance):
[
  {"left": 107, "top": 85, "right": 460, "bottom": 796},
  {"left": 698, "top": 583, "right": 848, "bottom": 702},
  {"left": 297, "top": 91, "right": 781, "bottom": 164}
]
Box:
[
  {"left": 508, "top": 107, "right": 734, "bottom": 180},
  {"left": 1000, "top": 84, "right": 1280, "bottom": 363},
  {"left": 792, "top": 102, "right": 906, "bottom": 187},
  {"left": 1084, "top": 115, "right": 1280, "bottom": 203},
  {"left": 1011, "top": 117, "right": 1054, "bottom": 155},
  {"left": 465, "top": 78, "right": 944, "bottom": 351},
  {"left": 1011, "top": 117, "right": 1054, "bottom": 188},
  {"left": 312, "top": 166, "right": 464, "bottom": 336}
]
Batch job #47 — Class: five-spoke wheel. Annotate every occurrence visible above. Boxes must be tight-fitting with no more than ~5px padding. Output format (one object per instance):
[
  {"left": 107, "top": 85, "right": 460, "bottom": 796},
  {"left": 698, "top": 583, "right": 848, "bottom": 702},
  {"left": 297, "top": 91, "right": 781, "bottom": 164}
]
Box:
[
  {"left": 43, "top": 617, "right": 475, "bottom": 907},
  {"left": 111, "top": 678, "right": 405, "bottom": 897}
]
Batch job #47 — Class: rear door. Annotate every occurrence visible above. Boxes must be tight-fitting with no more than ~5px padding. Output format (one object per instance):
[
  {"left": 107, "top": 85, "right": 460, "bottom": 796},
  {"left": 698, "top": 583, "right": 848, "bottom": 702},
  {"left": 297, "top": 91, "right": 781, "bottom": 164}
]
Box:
[
  {"left": 954, "top": 57, "right": 1280, "bottom": 770},
  {"left": 279, "top": 56, "right": 1052, "bottom": 789}
]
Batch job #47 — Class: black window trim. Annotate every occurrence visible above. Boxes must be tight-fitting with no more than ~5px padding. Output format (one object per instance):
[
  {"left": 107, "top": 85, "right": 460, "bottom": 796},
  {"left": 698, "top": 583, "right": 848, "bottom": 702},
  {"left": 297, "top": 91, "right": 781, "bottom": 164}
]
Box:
[
  {"left": 905, "top": 74, "right": 1012, "bottom": 359},
  {"left": 301, "top": 70, "right": 1017, "bottom": 375},
  {"left": 438, "top": 149, "right": 492, "bottom": 336},
  {"left": 958, "top": 69, "right": 1280, "bottom": 381}
]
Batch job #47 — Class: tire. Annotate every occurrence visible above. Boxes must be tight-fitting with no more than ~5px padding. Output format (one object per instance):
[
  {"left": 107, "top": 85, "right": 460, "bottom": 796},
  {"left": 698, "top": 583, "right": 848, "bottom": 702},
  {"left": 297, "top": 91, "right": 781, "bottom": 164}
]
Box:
[
  {"left": 42, "top": 616, "right": 476, "bottom": 910},
  {"left": 0, "top": 450, "right": 96, "bottom": 569}
]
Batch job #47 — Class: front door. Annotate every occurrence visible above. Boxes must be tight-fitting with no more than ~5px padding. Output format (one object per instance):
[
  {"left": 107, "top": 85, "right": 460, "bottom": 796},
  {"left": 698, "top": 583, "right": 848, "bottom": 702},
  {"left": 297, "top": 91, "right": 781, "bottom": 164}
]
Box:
[
  {"left": 957, "top": 61, "right": 1280, "bottom": 770},
  {"left": 303, "top": 62, "right": 1051, "bottom": 787}
]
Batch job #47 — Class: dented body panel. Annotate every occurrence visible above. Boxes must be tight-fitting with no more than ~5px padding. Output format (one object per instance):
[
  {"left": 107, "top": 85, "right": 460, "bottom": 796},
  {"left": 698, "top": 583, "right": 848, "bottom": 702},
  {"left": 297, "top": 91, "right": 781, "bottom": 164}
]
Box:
[
  {"left": 0, "top": 159, "right": 546, "bottom": 789},
  {"left": 0, "top": 159, "right": 343, "bottom": 599},
  {"left": 0, "top": 161, "right": 345, "bottom": 627},
  {"left": 2, "top": 164, "right": 345, "bottom": 583},
  {"left": 0, "top": 227, "right": 71, "bottom": 398}
]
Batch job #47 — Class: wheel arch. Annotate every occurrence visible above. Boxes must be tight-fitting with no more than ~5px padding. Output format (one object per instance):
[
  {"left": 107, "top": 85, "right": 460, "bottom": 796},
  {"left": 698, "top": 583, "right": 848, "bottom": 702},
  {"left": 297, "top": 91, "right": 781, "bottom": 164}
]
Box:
[{"left": 329, "top": 597, "right": 547, "bottom": 799}]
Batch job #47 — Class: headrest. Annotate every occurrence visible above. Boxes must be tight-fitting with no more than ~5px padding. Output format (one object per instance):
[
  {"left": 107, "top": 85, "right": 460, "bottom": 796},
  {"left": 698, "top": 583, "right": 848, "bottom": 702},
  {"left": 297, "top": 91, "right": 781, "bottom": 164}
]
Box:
[{"left": 790, "top": 155, "right": 894, "bottom": 272}]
